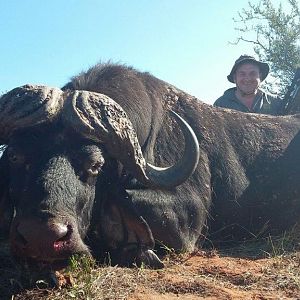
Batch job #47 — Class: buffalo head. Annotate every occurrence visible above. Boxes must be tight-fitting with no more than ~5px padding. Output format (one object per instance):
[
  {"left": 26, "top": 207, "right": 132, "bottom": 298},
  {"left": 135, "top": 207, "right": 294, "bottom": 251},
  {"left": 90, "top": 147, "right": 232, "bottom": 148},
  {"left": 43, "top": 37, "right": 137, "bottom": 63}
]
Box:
[{"left": 0, "top": 84, "right": 199, "bottom": 268}]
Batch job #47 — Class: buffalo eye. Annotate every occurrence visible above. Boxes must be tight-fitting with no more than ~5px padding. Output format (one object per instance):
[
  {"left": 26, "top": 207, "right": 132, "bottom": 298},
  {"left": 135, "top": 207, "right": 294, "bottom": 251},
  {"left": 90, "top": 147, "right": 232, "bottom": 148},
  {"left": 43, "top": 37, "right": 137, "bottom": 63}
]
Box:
[
  {"left": 84, "top": 154, "right": 105, "bottom": 177},
  {"left": 77, "top": 145, "right": 105, "bottom": 179},
  {"left": 87, "top": 161, "right": 103, "bottom": 176}
]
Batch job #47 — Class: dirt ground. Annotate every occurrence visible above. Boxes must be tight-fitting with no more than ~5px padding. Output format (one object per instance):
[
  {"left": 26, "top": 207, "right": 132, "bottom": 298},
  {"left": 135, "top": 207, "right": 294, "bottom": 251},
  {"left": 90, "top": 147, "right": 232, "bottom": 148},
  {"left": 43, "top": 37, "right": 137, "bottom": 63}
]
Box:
[
  {"left": 2, "top": 236, "right": 300, "bottom": 300},
  {"left": 129, "top": 250, "right": 300, "bottom": 300}
]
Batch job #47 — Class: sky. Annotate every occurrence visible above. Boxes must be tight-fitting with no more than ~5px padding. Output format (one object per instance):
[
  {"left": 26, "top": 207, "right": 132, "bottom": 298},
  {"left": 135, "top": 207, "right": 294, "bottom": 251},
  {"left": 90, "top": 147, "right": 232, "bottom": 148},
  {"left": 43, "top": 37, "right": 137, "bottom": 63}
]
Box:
[{"left": 0, "top": 0, "right": 284, "bottom": 104}]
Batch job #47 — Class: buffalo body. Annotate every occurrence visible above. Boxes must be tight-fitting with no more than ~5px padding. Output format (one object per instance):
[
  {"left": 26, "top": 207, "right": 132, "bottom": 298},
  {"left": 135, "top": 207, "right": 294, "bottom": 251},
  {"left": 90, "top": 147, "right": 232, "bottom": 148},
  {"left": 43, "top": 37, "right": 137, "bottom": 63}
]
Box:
[{"left": 1, "top": 63, "right": 300, "bottom": 268}]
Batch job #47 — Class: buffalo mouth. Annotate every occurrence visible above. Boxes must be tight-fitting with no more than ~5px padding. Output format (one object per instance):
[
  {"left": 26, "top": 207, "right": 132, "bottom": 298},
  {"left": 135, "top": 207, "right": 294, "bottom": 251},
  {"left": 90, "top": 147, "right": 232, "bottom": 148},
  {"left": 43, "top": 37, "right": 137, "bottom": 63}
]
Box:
[{"left": 53, "top": 224, "right": 73, "bottom": 252}]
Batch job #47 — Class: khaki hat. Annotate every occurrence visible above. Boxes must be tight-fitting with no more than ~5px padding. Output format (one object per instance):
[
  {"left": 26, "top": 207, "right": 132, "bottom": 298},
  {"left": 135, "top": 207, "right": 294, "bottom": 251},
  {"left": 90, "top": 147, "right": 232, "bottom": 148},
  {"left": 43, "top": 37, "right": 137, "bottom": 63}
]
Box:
[{"left": 227, "top": 55, "right": 270, "bottom": 83}]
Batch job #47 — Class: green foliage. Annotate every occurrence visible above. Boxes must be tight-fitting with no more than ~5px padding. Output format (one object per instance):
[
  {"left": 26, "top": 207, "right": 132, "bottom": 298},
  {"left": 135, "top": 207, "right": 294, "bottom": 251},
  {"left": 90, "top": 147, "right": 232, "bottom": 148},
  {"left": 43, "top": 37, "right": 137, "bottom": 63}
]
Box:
[
  {"left": 233, "top": 0, "right": 300, "bottom": 97},
  {"left": 68, "top": 254, "right": 96, "bottom": 274}
]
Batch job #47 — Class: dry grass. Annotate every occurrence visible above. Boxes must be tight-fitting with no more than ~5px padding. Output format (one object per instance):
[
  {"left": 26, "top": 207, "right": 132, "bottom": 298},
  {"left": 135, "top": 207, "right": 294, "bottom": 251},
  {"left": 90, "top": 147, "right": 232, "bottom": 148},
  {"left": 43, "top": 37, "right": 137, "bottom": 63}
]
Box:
[{"left": 2, "top": 229, "right": 300, "bottom": 300}]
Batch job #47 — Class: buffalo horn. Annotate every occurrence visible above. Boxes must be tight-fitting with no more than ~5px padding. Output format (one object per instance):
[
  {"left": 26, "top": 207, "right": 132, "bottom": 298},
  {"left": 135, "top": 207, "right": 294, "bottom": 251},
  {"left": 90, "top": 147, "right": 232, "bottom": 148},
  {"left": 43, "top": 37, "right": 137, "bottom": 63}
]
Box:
[
  {"left": 0, "top": 85, "right": 64, "bottom": 143},
  {"left": 62, "top": 90, "right": 199, "bottom": 188},
  {"left": 145, "top": 111, "right": 200, "bottom": 188}
]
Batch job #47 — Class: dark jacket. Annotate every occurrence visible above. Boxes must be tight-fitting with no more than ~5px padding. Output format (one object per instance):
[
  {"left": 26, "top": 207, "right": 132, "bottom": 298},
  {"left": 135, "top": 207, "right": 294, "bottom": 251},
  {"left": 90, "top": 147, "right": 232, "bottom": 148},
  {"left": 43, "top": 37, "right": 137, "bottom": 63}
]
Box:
[{"left": 214, "top": 88, "right": 282, "bottom": 115}]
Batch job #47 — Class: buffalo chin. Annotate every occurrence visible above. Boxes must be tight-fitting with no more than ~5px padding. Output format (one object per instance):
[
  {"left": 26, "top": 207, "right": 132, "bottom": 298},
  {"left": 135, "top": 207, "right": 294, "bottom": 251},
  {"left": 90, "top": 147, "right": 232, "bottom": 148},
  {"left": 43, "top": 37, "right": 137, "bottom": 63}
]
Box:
[{"left": 12, "top": 250, "right": 92, "bottom": 272}]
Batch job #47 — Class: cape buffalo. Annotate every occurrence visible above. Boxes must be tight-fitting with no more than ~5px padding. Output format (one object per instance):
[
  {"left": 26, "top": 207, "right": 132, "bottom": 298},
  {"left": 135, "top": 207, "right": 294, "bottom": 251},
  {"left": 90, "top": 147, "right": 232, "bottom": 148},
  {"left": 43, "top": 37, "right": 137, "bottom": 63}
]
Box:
[{"left": 1, "top": 63, "right": 300, "bottom": 269}]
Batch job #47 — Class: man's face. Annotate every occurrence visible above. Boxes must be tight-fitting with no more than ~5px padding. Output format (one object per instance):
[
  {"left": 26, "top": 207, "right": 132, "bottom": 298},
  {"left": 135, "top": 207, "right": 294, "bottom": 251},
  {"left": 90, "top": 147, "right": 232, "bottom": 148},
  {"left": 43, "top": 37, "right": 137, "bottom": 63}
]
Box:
[{"left": 234, "top": 63, "right": 261, "bottom": 96}]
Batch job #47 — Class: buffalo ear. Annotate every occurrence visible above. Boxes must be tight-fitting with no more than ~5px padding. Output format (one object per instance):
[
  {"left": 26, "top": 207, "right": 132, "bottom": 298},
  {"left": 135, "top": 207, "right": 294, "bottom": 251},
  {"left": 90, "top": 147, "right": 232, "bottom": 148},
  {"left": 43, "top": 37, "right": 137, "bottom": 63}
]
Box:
[
  {"left": 0, "top": 150, "right": 14, "bottom": 239},
  {"left": 93, "top": 184, "right": 164, "bottom": 269}
]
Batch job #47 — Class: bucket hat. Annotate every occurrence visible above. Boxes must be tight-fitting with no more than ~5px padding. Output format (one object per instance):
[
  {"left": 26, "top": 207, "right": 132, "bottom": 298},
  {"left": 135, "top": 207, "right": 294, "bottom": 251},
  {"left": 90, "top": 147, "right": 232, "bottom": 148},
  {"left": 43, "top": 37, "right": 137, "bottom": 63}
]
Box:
[{"left": 227, "top": 55, "right": 270, "bottom": 83}]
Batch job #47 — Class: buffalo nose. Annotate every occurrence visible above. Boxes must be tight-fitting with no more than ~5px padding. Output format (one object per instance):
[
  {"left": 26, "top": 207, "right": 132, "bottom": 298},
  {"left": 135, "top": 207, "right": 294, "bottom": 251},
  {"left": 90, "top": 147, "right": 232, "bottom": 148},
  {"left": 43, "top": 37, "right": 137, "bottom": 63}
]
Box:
[
  {"left": 15, "top": 219, "right": 72, "bottom": 249},
  {"left": 52, "top": 223, "right": 69, "bottom": 239},
  {"left": 10, "top": 217, "right": 90, "bottom": 261}
]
